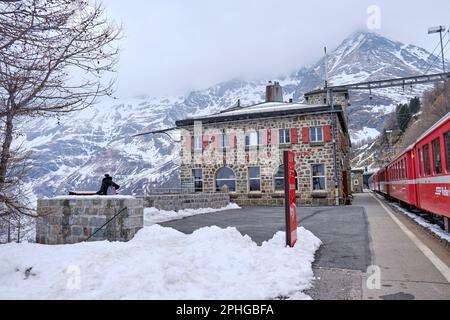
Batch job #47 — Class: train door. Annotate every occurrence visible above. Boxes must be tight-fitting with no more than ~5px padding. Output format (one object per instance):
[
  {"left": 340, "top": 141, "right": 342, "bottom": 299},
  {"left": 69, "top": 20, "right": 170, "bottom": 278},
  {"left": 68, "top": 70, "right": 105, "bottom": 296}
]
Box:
[
  {"left": 342, "top": 170, "right": 350, "bottom": 204},
  {"left": 409, "top": 150, "right": 418, "bottom": 207},
  {"left": 415, "top": 145, "right": 423, "bottom": 208}
]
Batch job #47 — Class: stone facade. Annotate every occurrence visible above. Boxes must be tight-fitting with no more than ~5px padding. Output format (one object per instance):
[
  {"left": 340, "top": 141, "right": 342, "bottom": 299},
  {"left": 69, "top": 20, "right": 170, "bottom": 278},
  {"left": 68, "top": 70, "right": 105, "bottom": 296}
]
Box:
[
  {"left": 36, "top": 196, "right": 143, "bottom": 244},
  {"left": 177, "top": 86, "right": 351, "bottom": 206},
  {"left": 351, "top": 170, "right": 364, "bottom": 194},
  {"left": 141, "top": 193, "right": 230, "bottom": 211},
  {"left": 180, "top": 113, "right": 350, "bottom": 206}
]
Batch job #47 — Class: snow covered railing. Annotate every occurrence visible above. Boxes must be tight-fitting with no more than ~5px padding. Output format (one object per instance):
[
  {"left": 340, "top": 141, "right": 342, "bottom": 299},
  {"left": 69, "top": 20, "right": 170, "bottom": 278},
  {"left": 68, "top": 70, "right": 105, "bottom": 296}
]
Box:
[{"left": 36, "top": 196, "right": 144, "bottom": 245}]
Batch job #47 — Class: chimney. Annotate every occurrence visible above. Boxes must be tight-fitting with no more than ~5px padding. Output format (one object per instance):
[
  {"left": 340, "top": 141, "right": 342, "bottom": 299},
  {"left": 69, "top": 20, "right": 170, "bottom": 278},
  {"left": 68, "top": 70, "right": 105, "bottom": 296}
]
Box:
[{"left": 265, "top": 81, "right": 283, "bottom": 103}]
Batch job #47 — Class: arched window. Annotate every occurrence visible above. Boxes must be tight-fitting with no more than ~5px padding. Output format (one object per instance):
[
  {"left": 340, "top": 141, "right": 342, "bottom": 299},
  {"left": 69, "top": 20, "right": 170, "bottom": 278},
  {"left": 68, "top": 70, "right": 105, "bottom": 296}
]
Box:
[
  {"left": 274, "top": 165, "right": 298, "bottom": 192},
  {"left": 216, "top": 167, "right": 236, "bottom": 192}
]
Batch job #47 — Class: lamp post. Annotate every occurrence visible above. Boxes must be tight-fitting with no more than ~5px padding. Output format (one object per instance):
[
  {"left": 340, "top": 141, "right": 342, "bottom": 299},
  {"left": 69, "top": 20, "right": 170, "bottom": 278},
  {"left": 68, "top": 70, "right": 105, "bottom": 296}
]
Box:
[{"left": 428, "top": 26, "right": 447, "bottom": 73}]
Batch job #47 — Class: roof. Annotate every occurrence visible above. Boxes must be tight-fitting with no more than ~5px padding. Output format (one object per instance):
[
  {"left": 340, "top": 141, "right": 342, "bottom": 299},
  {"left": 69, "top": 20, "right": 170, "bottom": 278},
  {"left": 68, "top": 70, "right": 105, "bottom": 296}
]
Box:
[
  {"left": 176, "top": 101, "right": 347, "bottom": 133},
  {"left": 304, "top": 88, "right": 349, "bottom": 96}
]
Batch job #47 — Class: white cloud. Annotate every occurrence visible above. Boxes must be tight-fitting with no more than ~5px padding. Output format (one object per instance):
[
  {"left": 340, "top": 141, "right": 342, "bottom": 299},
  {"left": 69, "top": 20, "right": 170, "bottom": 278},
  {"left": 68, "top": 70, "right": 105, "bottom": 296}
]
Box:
[{"left": 102, "top": 0, "right": 450, "bottom": 97}]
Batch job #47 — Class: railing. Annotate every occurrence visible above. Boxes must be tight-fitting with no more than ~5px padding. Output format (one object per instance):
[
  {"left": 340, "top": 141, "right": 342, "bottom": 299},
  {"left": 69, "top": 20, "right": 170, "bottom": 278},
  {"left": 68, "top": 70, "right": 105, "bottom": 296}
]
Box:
[{"left": 85, "top": 207, "right": 128, "bottom": 242}]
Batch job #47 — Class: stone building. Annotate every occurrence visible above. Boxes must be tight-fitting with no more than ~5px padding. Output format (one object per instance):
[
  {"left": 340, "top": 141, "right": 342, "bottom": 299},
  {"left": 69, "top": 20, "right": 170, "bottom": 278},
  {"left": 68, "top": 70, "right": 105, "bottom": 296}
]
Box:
[
  {"left": 351, "top": 168, "right": 365, "bottom": 194},
  {"left": 175, "top": 82, "right": 352, "bottom": 206}
]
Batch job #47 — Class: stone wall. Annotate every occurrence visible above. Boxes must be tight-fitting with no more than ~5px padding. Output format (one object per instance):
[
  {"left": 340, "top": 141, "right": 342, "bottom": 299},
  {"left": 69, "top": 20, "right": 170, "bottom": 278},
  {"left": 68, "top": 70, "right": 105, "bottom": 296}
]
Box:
[
  {"left": 36, "top": 196, "right": 143, "bottom": 245},
  {"left": 142, "top": 193, "right": 230, "bottom": 211},
  {"left": 351, "top": 173, "right": 364, "bottom": 194}
]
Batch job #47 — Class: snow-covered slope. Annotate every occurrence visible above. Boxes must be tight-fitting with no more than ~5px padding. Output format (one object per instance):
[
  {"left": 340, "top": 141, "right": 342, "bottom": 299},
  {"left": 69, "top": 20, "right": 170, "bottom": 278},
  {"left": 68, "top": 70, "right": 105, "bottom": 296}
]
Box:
[{"left": 17, "top": 31, "right": 449, "bottom": 198}]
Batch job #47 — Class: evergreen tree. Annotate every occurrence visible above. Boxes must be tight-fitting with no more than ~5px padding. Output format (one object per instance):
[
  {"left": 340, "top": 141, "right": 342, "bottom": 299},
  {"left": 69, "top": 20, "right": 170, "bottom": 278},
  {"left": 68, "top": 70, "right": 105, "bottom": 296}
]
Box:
[
  {"left": 409, "top": 97, "right": 421, "bottom": 114},
  {"left": 396, "top": 103, "right": 411, "bottom": 131}
]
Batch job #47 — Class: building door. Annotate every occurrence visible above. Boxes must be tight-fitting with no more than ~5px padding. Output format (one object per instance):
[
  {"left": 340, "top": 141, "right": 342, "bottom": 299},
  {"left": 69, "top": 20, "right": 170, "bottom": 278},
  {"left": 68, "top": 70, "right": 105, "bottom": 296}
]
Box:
[{"left": 342, "top": 170, "right": 350, "bottom": 204}]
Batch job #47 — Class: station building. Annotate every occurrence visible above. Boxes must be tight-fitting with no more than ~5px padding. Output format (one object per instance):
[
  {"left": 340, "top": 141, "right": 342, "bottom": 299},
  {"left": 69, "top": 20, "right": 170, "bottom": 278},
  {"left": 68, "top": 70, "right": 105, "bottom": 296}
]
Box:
[{"left": 175, "top": 82, "right": 352, "bottom": 206}]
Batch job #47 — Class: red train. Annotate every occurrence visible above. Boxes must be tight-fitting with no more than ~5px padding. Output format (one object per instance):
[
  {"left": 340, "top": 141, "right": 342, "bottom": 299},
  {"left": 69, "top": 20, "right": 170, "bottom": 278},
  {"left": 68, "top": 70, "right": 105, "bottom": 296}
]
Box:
[{"left": 369, "top": 112, "right": 450, "bottom": 226}]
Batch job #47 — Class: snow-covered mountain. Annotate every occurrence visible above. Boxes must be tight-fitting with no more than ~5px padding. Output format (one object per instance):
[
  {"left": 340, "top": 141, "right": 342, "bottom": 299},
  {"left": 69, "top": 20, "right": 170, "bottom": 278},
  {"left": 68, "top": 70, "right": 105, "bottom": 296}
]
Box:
[{"left": 17, "top": 30, "right": 449, "bottom": 198}]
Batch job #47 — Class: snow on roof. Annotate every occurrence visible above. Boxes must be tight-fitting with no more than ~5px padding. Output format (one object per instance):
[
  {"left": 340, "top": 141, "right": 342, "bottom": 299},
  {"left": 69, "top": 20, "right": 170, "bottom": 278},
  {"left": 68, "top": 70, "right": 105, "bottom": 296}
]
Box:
[{"left": 188, "top": 101, "right": 328, "bottom": 121}]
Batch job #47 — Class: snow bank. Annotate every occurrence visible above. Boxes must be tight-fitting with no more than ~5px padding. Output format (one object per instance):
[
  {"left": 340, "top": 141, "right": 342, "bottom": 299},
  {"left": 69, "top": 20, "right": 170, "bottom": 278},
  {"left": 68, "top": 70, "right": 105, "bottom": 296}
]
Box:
[
  {"left": 144, "top": 203, "right": 241, "bottom": 225},
  {"left": 0, "top": 225, "right": 321, "bottom": 300},
  {"left": 391, "top": 203, "right": 450, "bottom": 243}
]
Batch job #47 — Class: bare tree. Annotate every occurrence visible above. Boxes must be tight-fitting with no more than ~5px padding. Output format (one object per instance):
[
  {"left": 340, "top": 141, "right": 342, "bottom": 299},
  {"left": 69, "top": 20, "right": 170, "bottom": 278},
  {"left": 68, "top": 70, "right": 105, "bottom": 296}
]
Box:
[{"left": 0, "top": 0, "right": 121, "bottom": 232}]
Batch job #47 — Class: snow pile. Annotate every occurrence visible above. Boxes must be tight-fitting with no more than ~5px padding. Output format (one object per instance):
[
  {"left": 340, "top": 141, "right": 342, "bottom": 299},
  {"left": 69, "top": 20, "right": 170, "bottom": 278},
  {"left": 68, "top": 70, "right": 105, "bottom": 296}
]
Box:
[
  {"left": 144, "top": 203, "right": 241, "bottom": 225},
  {"left": 391, "top": 204, "right": 450, "bottom": 243},
  {"left": 0, "top": 225, "right": 321, "bottom": 300}
]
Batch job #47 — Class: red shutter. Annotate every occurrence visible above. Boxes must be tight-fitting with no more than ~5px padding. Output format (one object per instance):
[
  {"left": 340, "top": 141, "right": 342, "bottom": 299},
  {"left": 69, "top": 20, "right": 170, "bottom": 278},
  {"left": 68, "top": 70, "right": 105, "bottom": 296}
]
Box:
[
  {"left": 262, "top": 129, "right": 269, "bottom": 145},
  {"left": 302, "top": 127, "right": 310, "bottom": 144},
  {"left": 271, "top": 129, "right": 278, "bottom": 145},
  {"left": 183, "top": 132, "right": 192, "bottom": 150},
  {"left": 210, "top": 135, "right": 218, "bottom": 149},
  {"left": 202, "top": 135, "right": 209, "bottom": 150},
  {"left": 229, "top": 133, "right": 237, "bottom": 148},
  {"left": 324, "top": 125, "right": 332, "bottom": 142},
  {"left": 291, "top": 128, "right": 298, "bottom": 144}
]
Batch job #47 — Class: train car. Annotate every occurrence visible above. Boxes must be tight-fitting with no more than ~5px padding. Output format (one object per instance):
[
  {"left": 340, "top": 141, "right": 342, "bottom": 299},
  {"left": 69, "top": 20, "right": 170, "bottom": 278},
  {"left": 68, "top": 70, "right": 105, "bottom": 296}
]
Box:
[
  {"left": 369, "top": 171, "right": 380, "bottom": 193},
  {"left": 368, "top": 174, "right": 375, "bottom": 191},
  {"left": 413, "top": 112, "right": 450, "bottom": 219},
  {"left": 379, "top": 167, "right": 389, "bottom": 196},
  {"left": 386, "top": 146, "right": 417, "bottom": 207}
]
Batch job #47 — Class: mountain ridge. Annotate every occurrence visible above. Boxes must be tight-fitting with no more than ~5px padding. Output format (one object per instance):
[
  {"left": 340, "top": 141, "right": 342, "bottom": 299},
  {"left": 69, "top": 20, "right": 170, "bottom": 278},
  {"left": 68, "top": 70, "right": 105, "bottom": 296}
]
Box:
[{"left": 16, "top": 31, "right": 449, "bottom": 199}]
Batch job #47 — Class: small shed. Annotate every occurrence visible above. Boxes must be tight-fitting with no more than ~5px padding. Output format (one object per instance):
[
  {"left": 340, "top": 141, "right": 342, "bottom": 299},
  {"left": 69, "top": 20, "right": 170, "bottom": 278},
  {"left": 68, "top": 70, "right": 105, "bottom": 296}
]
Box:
[{"left": 351, "top": 168, "right": 365, "bottom": 194}]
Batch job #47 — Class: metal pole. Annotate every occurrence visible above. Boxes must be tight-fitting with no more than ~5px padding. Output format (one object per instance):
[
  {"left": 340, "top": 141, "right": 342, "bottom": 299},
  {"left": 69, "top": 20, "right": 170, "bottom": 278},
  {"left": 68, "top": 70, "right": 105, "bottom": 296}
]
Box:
[
  {"left": 440, "top": 29, "right": 446, "bottom": 73},
  {"left": 327, "top": 89, "right": 340, "bottom": 206}
]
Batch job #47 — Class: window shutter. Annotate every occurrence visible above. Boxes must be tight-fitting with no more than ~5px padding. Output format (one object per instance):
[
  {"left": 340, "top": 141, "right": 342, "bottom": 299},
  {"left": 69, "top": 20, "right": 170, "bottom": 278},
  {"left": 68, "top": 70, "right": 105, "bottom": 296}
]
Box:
[
  {"left": 324, "top": 125, "right": 332, "bottom": 142},
  {"left": 229, "top": 133, "right": 237, "bottom": 148},
  {"left": 210, "top": 135, "right": 218, "bottom": 149},
  {"left": 302, "top": 127, "right": 310, "bottom": 143},
  {"left": 183, "top": 133, "right": 192, "bottom": 150},
  {"left": 202, "top": 135, "right": 209, "bottom": 150},
  {"left": 271, "top": 129, "right": 278, "bottom": 145},
  {"left": 291, "top": 128, "right": 299, "bottom": 144}
]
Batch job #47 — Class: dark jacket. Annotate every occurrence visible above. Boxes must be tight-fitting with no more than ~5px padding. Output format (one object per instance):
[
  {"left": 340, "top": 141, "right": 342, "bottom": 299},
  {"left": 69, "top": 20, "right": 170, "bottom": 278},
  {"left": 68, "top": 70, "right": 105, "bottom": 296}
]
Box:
[{"left": 96, "top": 176, "right": 120, "bottom": 195}]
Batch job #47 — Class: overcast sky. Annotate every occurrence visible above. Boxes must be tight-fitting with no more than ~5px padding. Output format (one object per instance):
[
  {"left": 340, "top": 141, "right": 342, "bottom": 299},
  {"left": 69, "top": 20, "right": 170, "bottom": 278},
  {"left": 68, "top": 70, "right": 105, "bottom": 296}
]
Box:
[{"left": 102, "top": 0, "right": 450, "bottom": 98}]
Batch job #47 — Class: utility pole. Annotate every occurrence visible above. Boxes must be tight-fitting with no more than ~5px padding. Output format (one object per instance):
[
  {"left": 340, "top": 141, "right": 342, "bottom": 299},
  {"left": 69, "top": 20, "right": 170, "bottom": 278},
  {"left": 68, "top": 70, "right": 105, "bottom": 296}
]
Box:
[
  {"left": 324, "top": 46, "right": 329, "bottom": 88},
  {"left": 325, "top": 46, "right": 339, "bottom": 206},
  {"left": 327, "top": 88, "right": 340, "bottom": 206},
  {"left": 428, "top": 26, "right": 447, "bottom": 73}
]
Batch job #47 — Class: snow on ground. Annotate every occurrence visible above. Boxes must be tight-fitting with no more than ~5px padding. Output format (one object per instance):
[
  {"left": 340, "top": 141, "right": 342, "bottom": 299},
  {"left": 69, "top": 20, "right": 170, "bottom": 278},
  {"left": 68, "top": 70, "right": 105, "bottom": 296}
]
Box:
[
  {"left": 390, "top": 203, "right": 450, "bottom": 243},
  {"left": 0, "top": 225, "right": 322, "bottom": 300},
  {"left": 351, "top": 127, "right": 381, "bottom": 144},
  {"left": 374, "top": 192, "right": 450, "bottom": 243},
  {"left": 144, "top": 203, "right": 241, "bottom": 225}
]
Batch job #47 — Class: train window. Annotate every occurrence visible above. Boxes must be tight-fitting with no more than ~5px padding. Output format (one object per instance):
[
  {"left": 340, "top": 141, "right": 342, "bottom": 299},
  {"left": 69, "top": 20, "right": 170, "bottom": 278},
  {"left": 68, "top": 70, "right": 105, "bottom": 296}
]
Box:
[
  {"left": 404, "top": 159, "right": 408, "bottom": 178},
  {"left": 402, "top": 159, "right": 405, "bottom": 178},
  {"left": 396, "top": 163, "right": 399, "bottom": 180},
  {"left": 432, "top": 138, "right": 442, "bottom": 175},
  {"left": 423, "top": 144, "right": 431, "bottom": 176},
  {"left": 445, "top": 131, "right": 450, "bottom": 172},
  {"left": 418, "top": 149, "right": 423, "bottom": 176},
  {"left": 401, "top": 160, "right": 404, "bottom": 179}
]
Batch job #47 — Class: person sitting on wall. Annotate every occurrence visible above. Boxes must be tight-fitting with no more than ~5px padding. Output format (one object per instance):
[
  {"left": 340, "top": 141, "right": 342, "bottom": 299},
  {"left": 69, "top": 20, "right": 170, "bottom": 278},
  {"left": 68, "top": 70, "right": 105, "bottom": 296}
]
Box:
[{"left": 96, "top": 174, "right": 120, "bottom": 195}]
